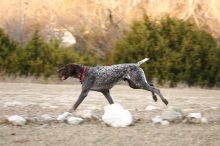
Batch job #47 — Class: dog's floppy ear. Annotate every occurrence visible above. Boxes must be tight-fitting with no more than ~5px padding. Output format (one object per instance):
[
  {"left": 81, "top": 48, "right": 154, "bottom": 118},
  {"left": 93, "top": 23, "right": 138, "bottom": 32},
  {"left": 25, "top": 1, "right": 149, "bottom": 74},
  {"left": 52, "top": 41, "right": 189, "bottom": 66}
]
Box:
[
  {"left": 58, "top": 63, "right": 83, "bottom": 80},
  {"left": 65, "top": 63, "right": 83, "bottom": 78}
]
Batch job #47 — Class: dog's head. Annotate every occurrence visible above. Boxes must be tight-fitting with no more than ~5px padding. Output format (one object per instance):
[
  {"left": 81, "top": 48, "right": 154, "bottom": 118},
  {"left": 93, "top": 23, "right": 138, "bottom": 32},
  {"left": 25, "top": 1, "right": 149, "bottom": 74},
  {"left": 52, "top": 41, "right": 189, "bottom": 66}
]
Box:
[{"left": 58, "top": 64, "right": 83, "bottom": 80}]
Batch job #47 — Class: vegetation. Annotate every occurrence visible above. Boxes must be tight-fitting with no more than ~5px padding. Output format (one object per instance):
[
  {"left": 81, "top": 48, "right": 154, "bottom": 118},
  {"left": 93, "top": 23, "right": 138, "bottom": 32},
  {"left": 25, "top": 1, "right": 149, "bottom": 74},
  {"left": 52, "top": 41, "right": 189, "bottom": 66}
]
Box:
[
  {"left": 1, "top": 16, "right": 220, "bottom": 87},
  {"left": 113, "top": 16, "right": 220, "bottom": 87},
  {"left": 0, "top": 30, "right": 94, "bottom": 78}
]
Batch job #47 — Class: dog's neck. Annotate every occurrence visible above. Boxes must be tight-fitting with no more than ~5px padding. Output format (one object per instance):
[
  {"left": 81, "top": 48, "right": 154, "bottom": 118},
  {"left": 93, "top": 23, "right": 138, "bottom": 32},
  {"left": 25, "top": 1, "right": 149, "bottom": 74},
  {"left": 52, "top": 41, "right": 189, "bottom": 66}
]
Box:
[{"left": 79, "top": 67, "right": 87, "bottom": 81}]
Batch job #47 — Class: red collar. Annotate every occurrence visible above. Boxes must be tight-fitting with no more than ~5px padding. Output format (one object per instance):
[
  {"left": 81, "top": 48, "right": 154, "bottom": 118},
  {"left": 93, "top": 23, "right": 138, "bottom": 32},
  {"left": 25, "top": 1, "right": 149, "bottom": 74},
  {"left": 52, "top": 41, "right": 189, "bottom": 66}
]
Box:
[{"left": 79, "top": 67, "right": 87, "bottom": 81}]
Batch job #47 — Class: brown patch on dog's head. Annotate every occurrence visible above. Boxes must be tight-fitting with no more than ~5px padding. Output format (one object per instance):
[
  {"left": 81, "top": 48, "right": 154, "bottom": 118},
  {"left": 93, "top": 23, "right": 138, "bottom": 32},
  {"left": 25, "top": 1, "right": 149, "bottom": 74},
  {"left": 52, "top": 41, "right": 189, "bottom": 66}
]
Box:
[{"left": 58, "top": 64, "right": 83, "bottom": 80}]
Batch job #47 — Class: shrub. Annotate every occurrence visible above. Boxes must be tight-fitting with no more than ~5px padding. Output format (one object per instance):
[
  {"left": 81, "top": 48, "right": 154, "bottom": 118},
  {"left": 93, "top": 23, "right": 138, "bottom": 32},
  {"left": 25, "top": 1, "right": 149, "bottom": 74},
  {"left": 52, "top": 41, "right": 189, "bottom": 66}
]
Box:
[
  {"left": 0, "top": 30, "right": 81, "bottom": 78},
  {"left": 0, "top": 28, "right": 24, "bottom": 75},
  {"left": 113, "top": 16, "right": 220, "bottom": 87}
]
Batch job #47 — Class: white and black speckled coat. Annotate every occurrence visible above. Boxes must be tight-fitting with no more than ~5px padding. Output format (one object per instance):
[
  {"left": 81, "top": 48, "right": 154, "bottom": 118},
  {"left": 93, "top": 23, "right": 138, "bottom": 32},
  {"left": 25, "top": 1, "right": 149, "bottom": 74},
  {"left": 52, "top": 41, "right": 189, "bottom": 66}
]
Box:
[
  {"left": 58, "top": 58, "right": 168, "bottom": 111},
  {"left": 82, "top": 64, "right": 136, "bottom": 91}
]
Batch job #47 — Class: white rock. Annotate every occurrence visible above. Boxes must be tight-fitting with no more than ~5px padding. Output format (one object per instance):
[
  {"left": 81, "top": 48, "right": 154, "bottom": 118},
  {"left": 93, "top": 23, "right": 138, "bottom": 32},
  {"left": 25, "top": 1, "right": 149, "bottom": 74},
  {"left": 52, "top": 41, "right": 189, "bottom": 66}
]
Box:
[
  {"left": 67, "top": 116, "right": 83, "bottom": 125},
  {"left": 188, "top": 113, "right": 202, "bottom": 119},
  {"left": 201, "top": 117, "right": 208, "bottom": 124},
  {"left": 151, "top": 116, "right": 170, "bottom": 125},
  {"left": 145, "top": 105, "right": 158, "bottom": 111},
  {"left": 151, "top": 116, "right": 163, "bottom": 124},
  {"left": 161, "top": 120, "right": 170, "bottom": 126},
  {"left": 40, "top": 114, "right": 54, "bottom": 122},
  {"left": 102, "top": 103, "right": 133, "bottom": 127},
  {"left": 57, "top": 112, "right": 71, "bottom": 122},
  {"left": 161, "top": 108, "right": 183, "bottom": 123},
  {"left": 8, "top": 115, "right": 26, "bottom": 126},
  {"left": 187, "top": 113, "right": 202, "bottom": 124}
]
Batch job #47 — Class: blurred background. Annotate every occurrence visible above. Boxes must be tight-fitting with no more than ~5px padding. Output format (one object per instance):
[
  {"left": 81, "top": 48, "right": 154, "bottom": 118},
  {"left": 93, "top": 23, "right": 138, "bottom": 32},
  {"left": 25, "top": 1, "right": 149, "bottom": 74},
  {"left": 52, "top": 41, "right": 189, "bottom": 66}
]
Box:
[{"left": 0, "top": 0, "right": 220, "bottom": 87}]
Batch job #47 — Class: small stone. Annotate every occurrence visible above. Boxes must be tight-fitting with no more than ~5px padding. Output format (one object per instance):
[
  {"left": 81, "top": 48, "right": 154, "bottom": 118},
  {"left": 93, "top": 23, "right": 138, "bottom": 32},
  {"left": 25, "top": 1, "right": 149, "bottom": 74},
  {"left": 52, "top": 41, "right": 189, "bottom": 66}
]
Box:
[
  {"left": 40, "top": 114, "right": 54, "bottom": 122},
  {"left": 187, "top": 113, "right": 202, "bottom": 124},
  {"left": 151, "top": 116, "right": 162, "bottom": 124},
  {"left": 161, "top": 120, "right": 170, "bottom": 126},
  {"left": 145, "top": 105, "right": 158, "bottom": 111},
  {"left": 188, "top": 113, "right": 202, "bottom": 119},
  {"left": 189, "top": 118, "right": 201, "bottom": 124},
  {"left": 161, "top": 108, "right": 183, "bottom": 123},
  {"left": 57, "top": 112, "right": 71, "bottom": 122},
  {"left": 66, "top": 116, "right": 83, "bottom": 125},
  {"left": 8, "top": 115, "right": 26, "bottom": 126},
  {"left": 201, "top": 117, "right": 208, "bottom": 124}
]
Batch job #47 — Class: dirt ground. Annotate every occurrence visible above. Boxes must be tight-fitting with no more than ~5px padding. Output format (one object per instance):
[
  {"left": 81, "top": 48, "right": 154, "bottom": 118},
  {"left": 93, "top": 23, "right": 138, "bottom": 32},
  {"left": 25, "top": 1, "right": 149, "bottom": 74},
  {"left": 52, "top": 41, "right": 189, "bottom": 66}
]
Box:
[{"left": 0, "top": 82, "right": 220, "bottom": 146}]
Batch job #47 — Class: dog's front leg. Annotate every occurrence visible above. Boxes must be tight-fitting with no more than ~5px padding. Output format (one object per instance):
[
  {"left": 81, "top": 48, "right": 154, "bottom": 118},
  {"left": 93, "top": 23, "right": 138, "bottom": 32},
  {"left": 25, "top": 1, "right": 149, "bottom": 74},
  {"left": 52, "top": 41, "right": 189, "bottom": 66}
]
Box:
[
  {"left": 101, "top": 89, "right": 114, "bottom": 104},
  {"left": 69, "top": 90, "right": 89, "bottom": 112}
]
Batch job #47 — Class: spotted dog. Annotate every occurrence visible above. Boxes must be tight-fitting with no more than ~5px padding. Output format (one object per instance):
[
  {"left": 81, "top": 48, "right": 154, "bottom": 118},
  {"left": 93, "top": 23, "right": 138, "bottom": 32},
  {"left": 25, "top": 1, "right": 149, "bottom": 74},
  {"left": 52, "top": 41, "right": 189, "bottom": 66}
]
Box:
[{"left": 58, "top": 58, "right": 168, "bottom": 111}]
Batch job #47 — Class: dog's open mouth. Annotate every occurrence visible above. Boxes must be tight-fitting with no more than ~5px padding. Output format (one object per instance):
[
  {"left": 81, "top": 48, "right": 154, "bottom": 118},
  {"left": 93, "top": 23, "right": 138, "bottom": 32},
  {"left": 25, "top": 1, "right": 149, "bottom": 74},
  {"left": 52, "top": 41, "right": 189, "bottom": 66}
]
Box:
[
  {"left": 61, "top": 76, "right": 68, "bottom": 80},
  {"left": 58, "top": 74, "right": 68, "bottom": 80}
]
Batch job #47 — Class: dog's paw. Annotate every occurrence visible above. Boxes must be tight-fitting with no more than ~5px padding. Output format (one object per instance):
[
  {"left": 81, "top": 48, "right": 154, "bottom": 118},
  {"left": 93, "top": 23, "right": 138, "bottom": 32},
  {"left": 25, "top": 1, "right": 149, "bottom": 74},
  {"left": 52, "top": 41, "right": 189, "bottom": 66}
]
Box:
[
  {"left": 68, "top": 109, "right": 75, "bottom": 113},
  {"left": 153, "top": 95, "right": 158, "bottom": 102},
  {"left": 163, "top": 99, "right": 169, "bottom": 105}
]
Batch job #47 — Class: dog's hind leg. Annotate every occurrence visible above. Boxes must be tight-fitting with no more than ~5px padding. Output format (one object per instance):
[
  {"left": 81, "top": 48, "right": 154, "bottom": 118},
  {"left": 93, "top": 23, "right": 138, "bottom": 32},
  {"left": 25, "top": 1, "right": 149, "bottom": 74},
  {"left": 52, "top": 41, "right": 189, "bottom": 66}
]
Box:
[
  {"left": 128, "top": 68, "right": 168, "bottom": 105},
  {"left": 142, "top": 83, "right": 168, "bottom": 105},
  {"left": 149, "top": 83, "right": 158, "bottom": 102},
  {"left": 101, "top": 90, "right": 114, "bottom": 104},
  {"left": 124, "top": 78, "right": 158, "bottom": 102}
]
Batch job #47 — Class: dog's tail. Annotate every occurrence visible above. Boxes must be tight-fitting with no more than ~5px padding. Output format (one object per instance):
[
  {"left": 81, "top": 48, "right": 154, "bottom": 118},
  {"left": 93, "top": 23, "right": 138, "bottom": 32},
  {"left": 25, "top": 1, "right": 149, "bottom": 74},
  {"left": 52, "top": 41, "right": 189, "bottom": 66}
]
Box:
[{"left": 137, "top": 58, "right": 149, "bottom": 66}]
